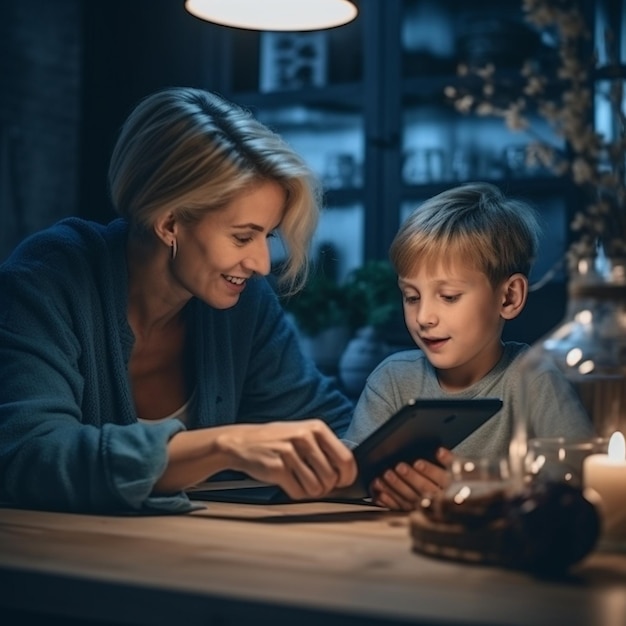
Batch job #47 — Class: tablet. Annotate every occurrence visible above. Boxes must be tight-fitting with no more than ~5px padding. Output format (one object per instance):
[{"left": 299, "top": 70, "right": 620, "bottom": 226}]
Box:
[
  {"left": 187, "top": 398, "right": 502, "bottom": 504},
  {"left": 352, "top": 397, "right": 503, "bottom": 490}
]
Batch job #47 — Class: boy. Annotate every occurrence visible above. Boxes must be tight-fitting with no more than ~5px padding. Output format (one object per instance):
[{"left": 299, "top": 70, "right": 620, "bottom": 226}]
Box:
[{"left": 344, "top": 182, "right": 592, "bottom": 510}]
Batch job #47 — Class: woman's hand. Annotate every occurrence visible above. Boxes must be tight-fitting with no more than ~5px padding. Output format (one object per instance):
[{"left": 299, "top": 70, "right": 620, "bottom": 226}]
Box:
[
  {"left": 369, "top": 447, "right": 455, "bottom": 511},
  {"left": 214, "top": 419, "right": 358, "bottom": 500}
]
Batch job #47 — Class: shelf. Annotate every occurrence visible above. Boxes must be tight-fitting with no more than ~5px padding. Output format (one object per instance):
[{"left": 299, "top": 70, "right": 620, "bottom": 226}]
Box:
[
  {"left": 229, "top": 82, "right": 364, "bottom": 113},
  {"left": 402, "top": 73, "right": 460, "bottom": 104},
  {"left": 401, "top": 176, "right": 571, "bottom": 201},
  {"left": 402, "top": 67, "right": 565, "bottom": 108},
  {"left": 323, "top": 187, "right": 363, "bottom": 207},
  {"left": 253, "top": 103, "right": 362, "bottom": 132},
  {"left": 214, "top": 0, "right": 585, "bottom": 275}
]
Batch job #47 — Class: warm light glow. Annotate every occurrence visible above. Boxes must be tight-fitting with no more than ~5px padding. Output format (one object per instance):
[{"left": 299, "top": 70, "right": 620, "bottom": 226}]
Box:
[
  {"left": 575, "top": 309, "right": 593, "bottom": 324},
  {"left": 462, "top": 460, "right": 476, "bottom": 472},
  {"left": 528, "top": 454, "right": 546, "bottom": 474},
  {"left": 578, "top": 359, "right": 595, "bottom": 375},
  {"left": 614, "top": 264, "right": 626, "bottom": 282},
  {"left": 566, "top": 348, "right": 582, "bottom": 366},
  {"left": 453, "top": 485, "right": 471, "bottom": 504},
  {"left": 185, "top": 0, "right": 358, "bottom": 31},
  {"left": 608, "top": 432, "right": 626, "bottom": 461}
]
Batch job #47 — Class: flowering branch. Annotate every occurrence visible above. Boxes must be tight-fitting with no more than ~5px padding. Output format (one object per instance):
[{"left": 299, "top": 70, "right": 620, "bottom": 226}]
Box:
[{"left": 444, "top": 0, "right": 626, "bottom": 268}]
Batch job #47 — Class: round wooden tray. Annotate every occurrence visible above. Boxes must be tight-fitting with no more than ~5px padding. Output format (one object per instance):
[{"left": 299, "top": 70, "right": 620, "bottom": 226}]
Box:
[{"left": 409, "top": 510, "right": 512, "bottom": 566}]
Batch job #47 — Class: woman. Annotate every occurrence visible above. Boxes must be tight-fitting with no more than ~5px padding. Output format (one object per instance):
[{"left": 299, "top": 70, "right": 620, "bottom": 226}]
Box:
[{"left": 0, "top": 87, "right": 357, "bottom": 513}]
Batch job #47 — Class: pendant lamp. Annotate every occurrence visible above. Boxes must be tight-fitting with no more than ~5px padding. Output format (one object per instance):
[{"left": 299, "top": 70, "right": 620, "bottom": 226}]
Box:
[{"left": 185, "top": 0, "right": 358, "bottom": 31}]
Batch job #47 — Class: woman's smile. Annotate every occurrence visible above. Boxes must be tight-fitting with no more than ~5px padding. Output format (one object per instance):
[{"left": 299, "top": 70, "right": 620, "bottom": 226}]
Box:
[
  {"left": 222, "top": 274, "right": 249, "bottom": 295},
  {"left": 174, "top": 181, "right": 285, "bottom": 309}
]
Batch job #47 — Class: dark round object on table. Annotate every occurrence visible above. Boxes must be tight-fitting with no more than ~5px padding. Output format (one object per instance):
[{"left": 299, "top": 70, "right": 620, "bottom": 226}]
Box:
[
  {"left": 410, "top": 480, "right": 600, "bottom": 576},
  {"left": 504, "top": 481, "right": 601, "bottom": 576}
]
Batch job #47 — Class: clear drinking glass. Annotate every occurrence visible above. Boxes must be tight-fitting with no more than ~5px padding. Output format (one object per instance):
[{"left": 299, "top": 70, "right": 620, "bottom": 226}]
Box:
[{"left": 525, "top": 437, "right": 609, "bottom": 488}]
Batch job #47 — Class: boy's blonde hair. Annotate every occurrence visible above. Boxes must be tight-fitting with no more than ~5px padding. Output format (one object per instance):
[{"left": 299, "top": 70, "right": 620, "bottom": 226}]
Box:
[
  {"left": 390, "top": 182, "right": 541, "bottom": 287},
  {"left": 108, "top": 87, "right": 321, "bottom": 293}
]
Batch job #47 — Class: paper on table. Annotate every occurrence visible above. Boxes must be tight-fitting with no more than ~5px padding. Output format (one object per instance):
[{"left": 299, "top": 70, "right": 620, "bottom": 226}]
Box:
[{"left": 186, "top": 477, "right": 369, "bottom": 504}]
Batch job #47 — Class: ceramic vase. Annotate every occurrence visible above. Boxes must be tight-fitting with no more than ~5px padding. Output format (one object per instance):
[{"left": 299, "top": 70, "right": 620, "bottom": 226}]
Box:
[{"left": 338, "top": 326, "right": 393, "bottom": 397}]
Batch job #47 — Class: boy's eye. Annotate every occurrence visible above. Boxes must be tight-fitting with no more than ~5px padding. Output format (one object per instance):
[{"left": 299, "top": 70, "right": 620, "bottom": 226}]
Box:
[
  {"left": 441, "top": 294, "right": 461, "bottom": 303},
  {"left": 403, "top": 294, "right": 419, "bottom": 304},
  {"left": 267, "top": 231, "right": 277, "bottom": 239}
]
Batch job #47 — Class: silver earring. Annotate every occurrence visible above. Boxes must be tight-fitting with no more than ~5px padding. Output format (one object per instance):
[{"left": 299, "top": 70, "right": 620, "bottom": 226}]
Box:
[{"left": 170, "top": 238, "right": 178, "bottom": 260}]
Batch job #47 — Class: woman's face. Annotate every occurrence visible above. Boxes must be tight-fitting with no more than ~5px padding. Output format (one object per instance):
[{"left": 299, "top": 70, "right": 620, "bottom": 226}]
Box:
[{"left": 173, "top": 180, "right": 286, "bottom": 309}]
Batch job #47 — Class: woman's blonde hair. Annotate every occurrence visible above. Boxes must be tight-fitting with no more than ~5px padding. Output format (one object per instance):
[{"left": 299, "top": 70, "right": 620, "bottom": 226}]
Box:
[
  {"left": 390, "top": 182, "right": 541, "bottom": 287},
  {"left": 108, "top": 87, "right": 321, "bottom": 292}
]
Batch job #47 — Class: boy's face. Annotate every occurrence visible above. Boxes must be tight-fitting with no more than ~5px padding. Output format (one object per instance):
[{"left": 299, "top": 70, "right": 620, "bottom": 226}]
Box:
[{"left": 398, "top": 258, "right": 507, "bottom": 391}]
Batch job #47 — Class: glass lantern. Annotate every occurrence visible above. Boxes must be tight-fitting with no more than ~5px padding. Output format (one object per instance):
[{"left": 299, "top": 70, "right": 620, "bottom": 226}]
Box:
[{"left": 510, "top": 254, "right": 626, "bottom": 490}]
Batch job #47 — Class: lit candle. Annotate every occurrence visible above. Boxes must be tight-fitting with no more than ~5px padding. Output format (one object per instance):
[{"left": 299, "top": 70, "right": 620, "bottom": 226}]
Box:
[{"left": 583, "top": 432, "right": 626, "bottom": 547}]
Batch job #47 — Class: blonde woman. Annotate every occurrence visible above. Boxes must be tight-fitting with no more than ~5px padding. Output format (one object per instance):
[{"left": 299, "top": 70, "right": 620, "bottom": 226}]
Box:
[{"left": 0, "top": 87, "right": 356, "bottom": 513}]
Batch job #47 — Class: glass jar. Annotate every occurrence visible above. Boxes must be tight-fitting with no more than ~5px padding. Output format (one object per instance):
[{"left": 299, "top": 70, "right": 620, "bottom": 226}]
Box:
[{"left": 510, "top": 254, "right": 626, "bottom": 489}]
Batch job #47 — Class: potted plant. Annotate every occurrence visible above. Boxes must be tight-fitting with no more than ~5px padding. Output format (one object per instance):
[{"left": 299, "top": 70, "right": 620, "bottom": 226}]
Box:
[
  {"left": 282, "top": 271, "right": 347, "bottom": 335},
  {"left": 282, "top": 259, "right": 401, "bottom": 386},
  {"left": 342, "top": 259, "right": 399, "bottom": 332},
  {"left": 338, "top": 260, "right": 401, "bottom": 396},
  {"left": 281, "top": 270, "right": 351, "bottom": 375}
]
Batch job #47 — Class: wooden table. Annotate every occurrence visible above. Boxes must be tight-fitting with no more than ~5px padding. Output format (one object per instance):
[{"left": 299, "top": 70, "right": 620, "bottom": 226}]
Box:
[{"left": 1, "top": 499, "right": 625, "bottom": 626}]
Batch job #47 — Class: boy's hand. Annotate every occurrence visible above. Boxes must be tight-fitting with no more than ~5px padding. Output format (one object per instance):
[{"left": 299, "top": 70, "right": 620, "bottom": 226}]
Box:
[{"left": 369, "top": 447, "right": 454, "bottom": 511}]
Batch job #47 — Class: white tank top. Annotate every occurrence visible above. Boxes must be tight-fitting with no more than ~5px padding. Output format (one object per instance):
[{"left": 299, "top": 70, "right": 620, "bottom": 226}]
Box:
[{"left": 137, "top": 392, "right": 194, "bottom": 427}]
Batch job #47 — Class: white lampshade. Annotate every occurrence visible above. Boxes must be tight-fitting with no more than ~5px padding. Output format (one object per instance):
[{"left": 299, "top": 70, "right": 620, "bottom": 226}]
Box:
[{"left": 185, "top": 0, "right": 358, "bottom": 31}]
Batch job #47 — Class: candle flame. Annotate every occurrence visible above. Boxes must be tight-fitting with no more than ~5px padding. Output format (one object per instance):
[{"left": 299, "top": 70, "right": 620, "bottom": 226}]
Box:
[{"left": 608, "top": 432, "right": 626, "bottom": 461}]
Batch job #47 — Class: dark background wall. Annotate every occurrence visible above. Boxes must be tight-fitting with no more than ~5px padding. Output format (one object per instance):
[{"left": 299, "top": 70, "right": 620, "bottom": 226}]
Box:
[
  {"left": 0, "top": 0, "right": 81, "bottom": 260},
  {"left": 78, "top": 0, "right": 219, "bottom": 224},
  {"left": 0, "top": 0, "right": 218, "bottom": 260}
]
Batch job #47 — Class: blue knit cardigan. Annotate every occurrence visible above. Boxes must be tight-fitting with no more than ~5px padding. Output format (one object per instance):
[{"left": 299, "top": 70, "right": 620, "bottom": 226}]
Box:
[{"left": 0, "top": 218, "right": 353, "bottom": 513}]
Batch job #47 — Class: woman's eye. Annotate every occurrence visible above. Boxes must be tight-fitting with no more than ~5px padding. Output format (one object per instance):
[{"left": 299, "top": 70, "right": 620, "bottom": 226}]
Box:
[
  {"left": 234, "top": 235, "right": 253, "bottom": 244},
  {"left": 267, "top": 231, "right": 277, "bottom": 240}
]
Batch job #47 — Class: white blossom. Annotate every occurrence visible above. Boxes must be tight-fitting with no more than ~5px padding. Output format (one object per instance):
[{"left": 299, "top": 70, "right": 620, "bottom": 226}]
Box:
[{"left": 446, "top": 0, "right": 625, "bottom": 268}]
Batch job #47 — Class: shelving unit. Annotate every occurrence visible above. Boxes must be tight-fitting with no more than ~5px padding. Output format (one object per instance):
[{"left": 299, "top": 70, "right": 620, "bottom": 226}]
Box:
[{"left": 207, "top": 0, "right": 608, "bottom": 344}]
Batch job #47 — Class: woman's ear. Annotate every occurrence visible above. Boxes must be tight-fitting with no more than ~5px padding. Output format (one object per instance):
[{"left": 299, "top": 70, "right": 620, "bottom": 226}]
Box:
[
  {"left": 500, "top": 273, "right": 528, "bottom": 321},
  {"left": 153, "top": 211, "right": 177, "bottom": 248}
]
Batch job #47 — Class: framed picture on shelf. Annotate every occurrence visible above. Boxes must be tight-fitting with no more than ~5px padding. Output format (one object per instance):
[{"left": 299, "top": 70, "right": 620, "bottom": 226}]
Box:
[{"left": 259, "top": 32, "right": 327, "bottom": 92}]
